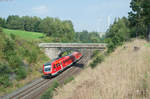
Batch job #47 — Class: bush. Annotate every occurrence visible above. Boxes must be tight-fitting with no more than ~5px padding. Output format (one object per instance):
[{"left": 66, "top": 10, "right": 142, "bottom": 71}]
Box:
[
  {"left": 3, "top": 39, "right": 23, "bottom": 68},
  {"left": 64, "top": 76, "right": 74, "bottom": 85},
  {"left": 8, "top": 55, "right": 22, "bottom": 68},
  {"left": 10, "top": 34, "right": 16, "bottom": 40},
  {"left": 0, "top": 62, "right": 12, "bottom": 88},
  {"left": 30, "top": 50, "right": 38, "bottom": 63},
  {"left": 22, "top": 45, "right": 39, "bottom": 64},
  {"left": 0, "top": 62, "right": 11, "bottom": 74},
  {"left": 90, "top": 54, "right": 104, "bottom": 68},
  {"left": 0, "top": 75, "right": 12, "bottom": 88},
  {"left": 26, "top": 50, "right": 38, "bottom": 64},
  {"left": 107, "top": 40, "right": 115, "bottom": 53},
  {"left": 105, "top": 17, "right": 130, "bottom": 53},
  {"left": 40, "top": 80, "right": 59, "bottom": 99},
  {"left": 15, "top": 66, "right": 27, "bottom": 80},
  {"left": 91, "top": 50, "right": 100, "bottom": 58}
]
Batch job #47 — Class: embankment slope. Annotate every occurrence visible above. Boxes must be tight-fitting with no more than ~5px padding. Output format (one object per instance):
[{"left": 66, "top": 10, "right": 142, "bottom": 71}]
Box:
[{"left": 53, "top": 39, "right": 150, "bottom": 99}]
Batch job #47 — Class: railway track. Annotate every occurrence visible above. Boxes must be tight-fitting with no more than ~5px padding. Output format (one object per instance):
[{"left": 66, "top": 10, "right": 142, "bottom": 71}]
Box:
[{"left": 2, "top": 50, "right": 91, "bottom": 99}]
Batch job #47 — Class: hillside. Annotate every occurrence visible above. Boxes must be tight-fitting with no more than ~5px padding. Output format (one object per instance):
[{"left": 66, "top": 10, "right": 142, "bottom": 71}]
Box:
[
  {"left": 3, "top": 28, "right": 45, "bottom": 41},
  {"left": 53, "top": 39, "right": 150, "bottom": 99},
  {"left": 0, "top": 28, "right": 49, "bottom": 95}
]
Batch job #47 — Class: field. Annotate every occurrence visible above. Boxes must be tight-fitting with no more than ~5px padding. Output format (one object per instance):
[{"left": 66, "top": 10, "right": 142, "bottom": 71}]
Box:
[
  {"left": 3, "top": 28, "right": 45, "bottom": 40},
  {"left": 53, "top": 39, "right": 150, "bottom": 99}
]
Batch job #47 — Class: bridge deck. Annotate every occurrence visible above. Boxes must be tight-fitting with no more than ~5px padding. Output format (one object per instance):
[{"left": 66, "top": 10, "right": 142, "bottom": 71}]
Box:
[{"left": 39, "top": 43, "right": 107, "bottom": 49}]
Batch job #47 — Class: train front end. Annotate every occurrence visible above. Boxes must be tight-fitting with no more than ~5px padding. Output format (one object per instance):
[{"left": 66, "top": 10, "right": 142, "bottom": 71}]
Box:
[{"left": 43, "top": 62, "right": 52, "bottom": 77}]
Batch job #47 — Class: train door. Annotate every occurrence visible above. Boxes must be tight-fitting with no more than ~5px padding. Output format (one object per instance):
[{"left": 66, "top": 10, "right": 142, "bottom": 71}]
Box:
[
  {"left": 56, "top": 62, "right": 61, "bottom": 72},
  {"left": 60, "top": 61, "right": 63, "bottom": 70},
  {"left": 53, "top": 64, "right": 57, "bottom": 74},
  {"left": 70, "top": 55, "right": 75, "bottom": 63}
]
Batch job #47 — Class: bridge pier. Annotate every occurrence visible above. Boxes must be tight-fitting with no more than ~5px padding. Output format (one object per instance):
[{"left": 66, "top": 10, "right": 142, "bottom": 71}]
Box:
[{"left": 44, "top": 48, "right": 61, "bottom": 59}]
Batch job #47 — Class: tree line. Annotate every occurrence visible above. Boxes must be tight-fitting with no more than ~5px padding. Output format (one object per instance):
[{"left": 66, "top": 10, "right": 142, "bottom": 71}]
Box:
[
  {"left": 129, "top": 0, "right": 150, "bottom": 38},
  {"left": 104, "top": 0, "right": 150, "bottom": 53},
  {"left": 89, "top": 0, "right": 150, "bottom": 69},
  {"left": 0, "top": 15, "right": 75, "bottom": 42},
  {"left": 75, "top": 30, "right": 102, "bottom": 43},
  {"left": 0, "top": 15, "right": 102, "bottom": 43}
]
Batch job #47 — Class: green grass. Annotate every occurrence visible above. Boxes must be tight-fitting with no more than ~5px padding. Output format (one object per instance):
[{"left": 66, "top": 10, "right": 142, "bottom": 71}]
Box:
[
  {"left": 3, "top": 28, "right": 45, "bottom": 40},
  {"left": 0, "top": 28, "right": 50, "bottom": 96},
  {"left": 145, "top": 43, "right": 150, "bottom": 47},
  {"left": 40, "top": 80, "right": 59, "bottom": 99}
]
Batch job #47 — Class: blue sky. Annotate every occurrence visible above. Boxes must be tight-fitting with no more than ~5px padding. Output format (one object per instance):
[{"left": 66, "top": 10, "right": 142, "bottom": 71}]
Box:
[{"left": 0, "top": 0, "right": 131, "bottom": 32}]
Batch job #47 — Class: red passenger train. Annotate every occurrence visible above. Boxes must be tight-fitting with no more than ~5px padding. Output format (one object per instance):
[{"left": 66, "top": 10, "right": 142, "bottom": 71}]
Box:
[{"left": 43, "top": 51, "right": 82, "bottom": 78}]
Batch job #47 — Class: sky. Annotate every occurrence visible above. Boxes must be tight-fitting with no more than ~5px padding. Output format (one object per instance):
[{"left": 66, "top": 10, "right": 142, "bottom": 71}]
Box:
[{"left": 0, "top": 0, "right": 131, "bottom": 32}]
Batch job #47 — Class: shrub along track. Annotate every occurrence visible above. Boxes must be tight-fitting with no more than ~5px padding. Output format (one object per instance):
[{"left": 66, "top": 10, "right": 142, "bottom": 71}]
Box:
[{"left": 2, "top": 50, "right": 91, "bottom": 99}]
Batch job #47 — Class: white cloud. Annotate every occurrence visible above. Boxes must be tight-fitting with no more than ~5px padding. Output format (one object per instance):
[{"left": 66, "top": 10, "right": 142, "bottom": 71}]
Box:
[{"left": 32, "top": 5, "right": 48, "bottom": 14}]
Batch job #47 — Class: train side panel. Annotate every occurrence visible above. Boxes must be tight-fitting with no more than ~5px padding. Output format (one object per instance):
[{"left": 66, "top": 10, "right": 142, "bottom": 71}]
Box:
[
  {"left": 43, "top": 51, "right": 82, "bottom": 77},
  {"left": 62, "top": 56, "right": 72, "bottom": 68},
  {"left": 72, "top": 52, "right": 82, "bottom": 60}
]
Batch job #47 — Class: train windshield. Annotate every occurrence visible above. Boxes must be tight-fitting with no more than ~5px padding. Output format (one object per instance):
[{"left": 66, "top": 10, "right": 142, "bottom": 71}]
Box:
[{"left": 44, "top": 62, "right": 51, "bottom": 72}]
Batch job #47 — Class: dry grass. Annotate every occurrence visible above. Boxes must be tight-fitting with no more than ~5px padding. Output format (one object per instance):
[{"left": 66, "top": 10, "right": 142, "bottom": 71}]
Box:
[{"left": 53, "top": 39, "right": 150, "bottom": 99}]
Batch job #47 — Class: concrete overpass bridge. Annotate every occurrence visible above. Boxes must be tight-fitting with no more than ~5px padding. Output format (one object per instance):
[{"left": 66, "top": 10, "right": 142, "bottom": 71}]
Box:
[{"left": 39, "top": 43, "right": 107, "bottom": 59}]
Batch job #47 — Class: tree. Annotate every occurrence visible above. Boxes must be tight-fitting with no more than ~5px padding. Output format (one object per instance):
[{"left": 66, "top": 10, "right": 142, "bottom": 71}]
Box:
[
  {"left": 60, "top": 20, "right": 75, "bottom": 42},
  {"left": 78, "top": 30, "right": 89, "bottom": 43},
  {"left": 105, "top": 17, "right": 130, "bottom": 53},
  {"left": 0, "top": 17, "right": 6, "bottom": 27},
  {"left": 75, "top": 31, "right": 101, "bottom": 43},
  {"left": 3, "top": 15, "right": 76, "bottom": 42},
  {"left": 89, "top": 32, "right": 101, "bottom": 43},
  {"left": 129, "top": 0, "right": 150, "bottom": 38},
  {"left": 32, "top": 16, "right": 41, "bottom": 32},
  {"left": 6, "top": 15, "right": 24, "bottom": 30},
  {"left": 22, "top": 16, "right": 41, "bottom": 32},
  {"left": 39, "top": 17, "right": 75, "bottom": 42},
  {"left": 106, "top": 17, "right": 130, "bottom": 42},
  {"left": 39, "top": 17, "right": 55, "bottom": 36}
]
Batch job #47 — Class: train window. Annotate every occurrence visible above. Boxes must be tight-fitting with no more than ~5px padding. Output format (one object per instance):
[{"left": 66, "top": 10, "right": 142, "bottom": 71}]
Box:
[
  {"left": 54, "top": 65, "right": 56, "bottom": 68},
  {"left": 57, "top": 63, "right": 60, "bottom": 67}
]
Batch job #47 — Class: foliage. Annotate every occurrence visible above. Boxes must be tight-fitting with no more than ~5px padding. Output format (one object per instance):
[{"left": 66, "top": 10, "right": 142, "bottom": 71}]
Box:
[
  {"left": 39, "top": 17, "right": 75, "bottom": 42},
  {"left": 75, "top": 30, "right": 102, "bottom": 43},
  {"left": 25, "top": 48, "right": 38, "bottom": 64},
  {"left": 22, "top": 16, "right": 41, "bottom": 32},
  {"left": 3, "top": 38, "right": 22, "bottom": 68},
  {"left": 105, "top": 17, "right": 130, "bottom": 53},
  {"left": 0, "top": 75, "right": 12, "bottom": 88},
  {"left": 91, "top": 50, "right": 100, "bottom": 58},
  {"left": 64, "top": 76, "right": 74, "bottom": 85},
  {"left": 0, "top": 28, "right": 48, "bottom": 91},
  {"left": 128, "top": 0, "right": 150, "bottom": 38},
  {"left": 0, "top": 17, "right": 6, "bottom": 27},
  {"left": 6, "top": 15, "right": 24, "bottom": 30},
  {"left": 0, "top": 62, "right": 12, "bottom": 88},
  {"left": 90, "top": 54, "right": 104, "bottom": 68},
  {"left": 40, "top": 80, "right": 59, "bottom": 99},
  {"left": 1, "top": 15, "right": 76, "bottom": 42},
  {"left": 15, "top": 66, "right": 27, "bottom": 80},
  {"left": 1, "top": 15, "right": 104, "bottom": 43}
]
